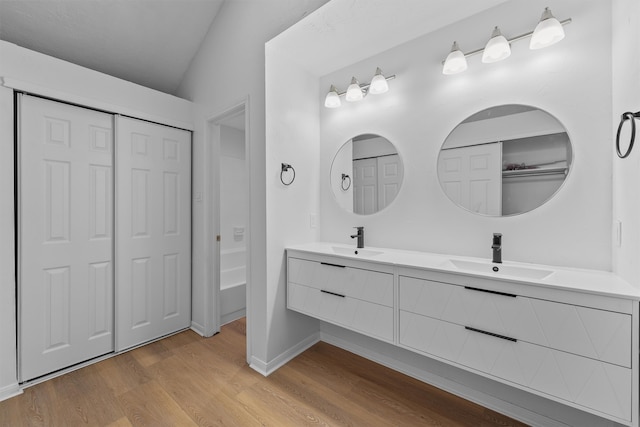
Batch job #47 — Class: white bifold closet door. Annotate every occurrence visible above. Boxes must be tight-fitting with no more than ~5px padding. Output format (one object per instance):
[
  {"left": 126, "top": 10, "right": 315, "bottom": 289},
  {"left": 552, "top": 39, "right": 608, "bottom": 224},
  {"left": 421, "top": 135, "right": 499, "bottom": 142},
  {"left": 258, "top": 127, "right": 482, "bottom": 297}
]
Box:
[
  {"left": 20, "top": 95, "right": 115, "bottom": 381},
  {"left": 115, "top": 116, "right": 191, "bottom": 351}
]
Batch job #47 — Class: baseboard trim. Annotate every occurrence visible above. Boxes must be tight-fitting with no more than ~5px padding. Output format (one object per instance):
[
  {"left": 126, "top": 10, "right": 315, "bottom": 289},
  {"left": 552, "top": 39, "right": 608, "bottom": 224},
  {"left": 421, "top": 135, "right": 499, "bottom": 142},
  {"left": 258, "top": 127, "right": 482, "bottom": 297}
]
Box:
[
  {"left": 0, "top": 382, "right": 22, "bottom": 403},
  {"left": 250, "top": 332, "right": 320, "bottom": 377},
  {"left": 249, "top": 356, "right": 268, "bottom": 376},
  {"left": 221, "top": 308, "right": 246, "bottom": 326},
  {"left": 190, "top": 321, "right": 206, "bottom": 337},
  {"left": 320, "top": 332, "right": 568, "bottom": 427}
]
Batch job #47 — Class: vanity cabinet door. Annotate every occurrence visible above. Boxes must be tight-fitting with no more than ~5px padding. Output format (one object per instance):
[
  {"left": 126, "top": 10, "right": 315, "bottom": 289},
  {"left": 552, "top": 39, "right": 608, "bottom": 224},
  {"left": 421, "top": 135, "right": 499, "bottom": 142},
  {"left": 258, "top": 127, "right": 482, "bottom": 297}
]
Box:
[
  {"left": 287, "top": 256, "right": 394, "bottom": 342},
  {"left": 399, "top": 311, "right": 631, "bottom": 422},
  {"left": 399, "top": 276, "right": 631, "bottom": 367}
]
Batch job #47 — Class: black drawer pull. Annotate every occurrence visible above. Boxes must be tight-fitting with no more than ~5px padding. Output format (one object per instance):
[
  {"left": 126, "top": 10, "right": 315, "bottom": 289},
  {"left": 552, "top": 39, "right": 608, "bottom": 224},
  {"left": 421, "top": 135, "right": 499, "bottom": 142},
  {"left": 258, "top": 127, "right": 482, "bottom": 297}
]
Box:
[
  {"left": 321, "top": 289, "right": 346, "bottom": 298},
  {"left": 465, "top": 326, "right": 517, "bottom": 342},
  {"left": 464, "top": 286, "right": 517, "bottom": 298},
  {"left": 321, "top": 262, "right": 346, "bottom": 268}
]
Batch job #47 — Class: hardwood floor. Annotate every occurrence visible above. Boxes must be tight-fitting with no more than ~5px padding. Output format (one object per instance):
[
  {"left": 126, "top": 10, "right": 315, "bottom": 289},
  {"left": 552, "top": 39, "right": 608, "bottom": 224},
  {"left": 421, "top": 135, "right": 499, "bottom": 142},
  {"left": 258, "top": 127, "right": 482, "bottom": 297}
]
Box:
[{"left": 0, "top": 319, "right": 529, "bottom": 426}]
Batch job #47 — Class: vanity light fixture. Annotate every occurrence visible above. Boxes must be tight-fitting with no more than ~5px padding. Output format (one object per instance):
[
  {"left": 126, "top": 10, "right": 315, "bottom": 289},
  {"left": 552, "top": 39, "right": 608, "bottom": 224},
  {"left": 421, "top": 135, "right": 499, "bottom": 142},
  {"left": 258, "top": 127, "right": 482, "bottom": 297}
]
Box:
[
  {"left": 345, "top": 77, "right": 364, "bottom": 102},
  {"left": 442, "top": 41, "right": 468, "bottom": 75},
  {"left": 530, "top": 7, "right": 565, "bottom": 49},
  {"left": 324, "top": 85, "right": 341, "bottom": 108},
  {"left": 482, "top": 26, "right": 511, "bottom": 63},
  {"left": 323, "top": 68, "right": 396, "bottom": 108},
  {"left": 368, "top": 67, "right": 389, "bottom": 94},
  {"left": 442, "top": 7, "right": 571, "bottom": 74}
]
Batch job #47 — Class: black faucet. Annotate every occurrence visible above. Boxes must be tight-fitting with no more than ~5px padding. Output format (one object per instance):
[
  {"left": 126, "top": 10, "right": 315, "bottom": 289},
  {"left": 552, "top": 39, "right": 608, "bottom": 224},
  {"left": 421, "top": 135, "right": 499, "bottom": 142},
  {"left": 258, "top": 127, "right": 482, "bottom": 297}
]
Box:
[
  {"left": 351, "top": 226, "right": 365, "bottom": 249},
  {"left": 492, "top": 233, "right": 502, "bottom": 264}
]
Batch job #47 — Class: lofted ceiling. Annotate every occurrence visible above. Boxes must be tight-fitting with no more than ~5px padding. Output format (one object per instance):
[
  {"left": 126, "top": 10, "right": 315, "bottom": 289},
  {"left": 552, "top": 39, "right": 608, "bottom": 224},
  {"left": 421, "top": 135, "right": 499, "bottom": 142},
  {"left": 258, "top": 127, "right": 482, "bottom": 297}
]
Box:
[{"left": 0, "top": 0, "right": 225, "bottom": 95}]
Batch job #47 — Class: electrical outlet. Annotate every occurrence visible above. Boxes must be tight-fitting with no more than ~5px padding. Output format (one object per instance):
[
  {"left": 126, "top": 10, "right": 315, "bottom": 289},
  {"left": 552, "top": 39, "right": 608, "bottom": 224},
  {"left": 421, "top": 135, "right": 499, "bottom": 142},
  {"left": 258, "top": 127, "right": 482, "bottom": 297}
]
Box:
[
  {"left": 310, "top": 213, "right": 318, "bottom": 229},
  {"left": 615, "top": 220, "right": 622, "bottom": 247}
]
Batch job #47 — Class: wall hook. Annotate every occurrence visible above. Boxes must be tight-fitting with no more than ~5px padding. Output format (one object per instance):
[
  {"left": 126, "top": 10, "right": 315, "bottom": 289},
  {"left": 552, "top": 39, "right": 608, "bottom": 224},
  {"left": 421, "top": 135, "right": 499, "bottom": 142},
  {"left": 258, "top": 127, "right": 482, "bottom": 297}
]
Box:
[{"left": 280, "top": 163, "right": 295, "bottom": 185}]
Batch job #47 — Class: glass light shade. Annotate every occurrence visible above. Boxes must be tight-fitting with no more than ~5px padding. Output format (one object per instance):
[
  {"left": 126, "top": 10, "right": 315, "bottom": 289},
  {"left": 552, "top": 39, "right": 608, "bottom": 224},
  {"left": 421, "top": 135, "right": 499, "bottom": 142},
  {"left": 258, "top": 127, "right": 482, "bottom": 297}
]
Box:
[
  {"left": 482, "top": 27, "right": 511, "bottom": 63},
  {"left": 443, "top": 42, "right": 467, "bottom": 75},
  {"left": 530, "top": 8, "right": 565, "bottom": 50},
  {"left": 345, "top": 77, "right": 364, "bottom": 102},
  {"left": 324, "top": 85, "right": 341, "bottom": 108},
  {"left": 369, "top": 68, "right": 389, "bottom": 94}
]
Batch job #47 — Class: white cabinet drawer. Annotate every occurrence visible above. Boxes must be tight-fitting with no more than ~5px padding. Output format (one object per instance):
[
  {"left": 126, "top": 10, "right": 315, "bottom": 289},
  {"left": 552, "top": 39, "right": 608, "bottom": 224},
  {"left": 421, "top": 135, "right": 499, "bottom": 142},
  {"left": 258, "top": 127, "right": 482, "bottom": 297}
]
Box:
[
  {"left": 399, "top": 311, "right": 631, "bottom": 422},
  {"left": 288, "top": 282, "right": 393, "bottom": 342},
  {"left": 289, "top": 257, "right": 393, "bottom": 307},
  {"left": 399, "top": 276, "right": 631, "bottom": 367}
]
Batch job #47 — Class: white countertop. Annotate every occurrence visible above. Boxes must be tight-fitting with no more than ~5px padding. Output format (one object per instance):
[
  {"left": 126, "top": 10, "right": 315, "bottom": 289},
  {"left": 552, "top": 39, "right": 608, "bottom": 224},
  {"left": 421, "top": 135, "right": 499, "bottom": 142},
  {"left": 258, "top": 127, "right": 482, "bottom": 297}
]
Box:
[{"left": 286, "top": 242, "right": 640, "bottom": 300}]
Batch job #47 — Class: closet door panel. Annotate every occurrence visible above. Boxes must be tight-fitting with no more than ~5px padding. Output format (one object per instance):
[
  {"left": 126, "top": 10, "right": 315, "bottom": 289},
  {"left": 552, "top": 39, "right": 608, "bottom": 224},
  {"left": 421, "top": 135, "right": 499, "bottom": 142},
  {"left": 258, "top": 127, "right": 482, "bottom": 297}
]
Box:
[
  {"left": 116, "top": 117, "right": 191, "bottom": 351},
  {"left": 353, "top": 158, "right": 377, "bottom": 215},
  {"left": 377, "top": 154, "right": 403, "bottom": 211},
  {"left": 20, "top": 95, "right": 114, "bottom": 381}
]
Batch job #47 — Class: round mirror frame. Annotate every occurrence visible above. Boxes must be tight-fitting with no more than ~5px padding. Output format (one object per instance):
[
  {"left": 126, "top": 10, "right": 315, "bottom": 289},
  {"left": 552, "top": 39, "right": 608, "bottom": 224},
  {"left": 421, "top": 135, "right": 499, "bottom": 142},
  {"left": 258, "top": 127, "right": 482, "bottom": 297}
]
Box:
[{"left": 330, "top": 134, "right": 404, "bottom": 215}]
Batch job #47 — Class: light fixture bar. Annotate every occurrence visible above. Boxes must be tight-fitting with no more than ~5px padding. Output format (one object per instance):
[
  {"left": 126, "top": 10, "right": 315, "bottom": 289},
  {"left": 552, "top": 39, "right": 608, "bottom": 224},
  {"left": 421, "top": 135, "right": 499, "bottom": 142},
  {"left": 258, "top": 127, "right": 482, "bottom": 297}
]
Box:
[
  {"left": 444, "top": 18, "right": 571, "bottom": 63},
  {"left": 335, "top": 74, "right": 396, "bottom": 97}
]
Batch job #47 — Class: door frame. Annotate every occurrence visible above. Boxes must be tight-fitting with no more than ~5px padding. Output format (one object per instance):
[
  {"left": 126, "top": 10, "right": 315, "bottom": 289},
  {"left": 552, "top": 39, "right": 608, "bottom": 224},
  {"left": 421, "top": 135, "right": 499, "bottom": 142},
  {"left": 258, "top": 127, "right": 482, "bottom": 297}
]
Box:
[{"left": 204, "top": 98, "right": 251, "bottom": 362}]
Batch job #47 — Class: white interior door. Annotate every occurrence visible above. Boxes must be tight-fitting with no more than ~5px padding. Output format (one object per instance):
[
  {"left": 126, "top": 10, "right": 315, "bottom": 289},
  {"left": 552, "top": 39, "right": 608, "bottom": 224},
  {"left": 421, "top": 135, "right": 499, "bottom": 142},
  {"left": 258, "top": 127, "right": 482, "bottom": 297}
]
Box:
[
  {"left": 19, "top": 95, "right": 114, "bottom": 381},
  {"left": 115, "top": 116, "right": 191, "bottom": 351},
  {"left": 353, "top": 157, "right": 377, "bottom": 214},
  {"left": 438, "top": 143, "right": 502, "bottom": 215},
  {"left": 377, "top": 154, "right": 403, "bottom": 211}
]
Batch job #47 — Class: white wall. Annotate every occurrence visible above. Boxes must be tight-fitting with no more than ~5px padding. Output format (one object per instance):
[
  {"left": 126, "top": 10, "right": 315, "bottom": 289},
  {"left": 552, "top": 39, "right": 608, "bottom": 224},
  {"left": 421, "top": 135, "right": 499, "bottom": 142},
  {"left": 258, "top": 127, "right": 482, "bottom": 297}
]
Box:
[
  {"left": 263, "top": 45, "right": 322, "bottom": 366},
  {"left": 320, "top": 0, "right": 612, "bottom": 271},
  {"left": 612, "top": 0, "right": 640, "bottom": 284},
  {"left": 0, "top": 42, "right": 193, "bottom": 129},
  {"left": 176, "top": 0, "right": 329, "bottom": 362},
  {"left": 0, "top": 41, "right": 193, "bottom": 400}
]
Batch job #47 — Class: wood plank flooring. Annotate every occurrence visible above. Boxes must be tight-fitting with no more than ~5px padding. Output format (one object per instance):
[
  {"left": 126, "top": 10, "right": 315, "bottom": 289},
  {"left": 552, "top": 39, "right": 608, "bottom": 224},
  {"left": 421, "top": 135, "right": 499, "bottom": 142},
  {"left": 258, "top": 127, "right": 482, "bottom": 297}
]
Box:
[{"left": 0, "top": 318, "right": 529, "bottom": 426}]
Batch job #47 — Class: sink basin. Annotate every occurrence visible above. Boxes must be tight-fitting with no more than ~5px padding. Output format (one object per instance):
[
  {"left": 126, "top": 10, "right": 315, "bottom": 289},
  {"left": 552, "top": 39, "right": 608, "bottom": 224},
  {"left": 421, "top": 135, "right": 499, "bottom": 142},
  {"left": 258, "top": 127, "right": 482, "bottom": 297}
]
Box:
[
  {"left": 442, "top": 259, "right": 553, "bottom": 280},
  {"left": 331, "top": 246, "right": 383, "bottom": 257}
]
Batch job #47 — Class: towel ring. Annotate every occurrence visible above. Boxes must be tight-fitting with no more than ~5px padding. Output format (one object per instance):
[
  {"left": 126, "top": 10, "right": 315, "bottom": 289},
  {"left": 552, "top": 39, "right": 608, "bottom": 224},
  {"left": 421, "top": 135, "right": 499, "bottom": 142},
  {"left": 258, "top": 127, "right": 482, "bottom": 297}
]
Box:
[
  {"left": 280, "top": 163, "right": 295, "bottom": 185},
  {"left": 616, "top": 111, "right": 640, "bottom": 159},
  {"left": 341, "top": 173, "right": 351, "bottom": 191}
]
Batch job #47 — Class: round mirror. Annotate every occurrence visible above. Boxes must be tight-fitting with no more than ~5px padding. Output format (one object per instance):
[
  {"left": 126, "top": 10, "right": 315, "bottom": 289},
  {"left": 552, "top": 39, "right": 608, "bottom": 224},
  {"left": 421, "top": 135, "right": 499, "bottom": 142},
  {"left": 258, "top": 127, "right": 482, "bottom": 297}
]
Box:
[
  {"left": 331, "top": 134, "right": 404, "bottom": 215},
  {"left": 437, "top": 105, "right": 572, "bottom": 216}
]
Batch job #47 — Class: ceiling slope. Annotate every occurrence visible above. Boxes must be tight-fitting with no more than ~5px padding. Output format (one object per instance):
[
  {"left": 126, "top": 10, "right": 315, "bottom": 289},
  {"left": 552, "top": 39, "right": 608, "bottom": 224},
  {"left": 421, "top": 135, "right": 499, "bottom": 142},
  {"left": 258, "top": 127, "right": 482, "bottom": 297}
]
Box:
[{"left": 0, "top": 0, "right": 224, "bottom": 94}]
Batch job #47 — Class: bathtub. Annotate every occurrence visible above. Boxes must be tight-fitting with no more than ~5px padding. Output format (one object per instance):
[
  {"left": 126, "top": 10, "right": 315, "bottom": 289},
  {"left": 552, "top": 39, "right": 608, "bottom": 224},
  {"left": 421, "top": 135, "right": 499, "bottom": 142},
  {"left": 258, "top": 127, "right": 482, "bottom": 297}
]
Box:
[{"left": 220, "top": 247, "right": 246, "bottom": 325}]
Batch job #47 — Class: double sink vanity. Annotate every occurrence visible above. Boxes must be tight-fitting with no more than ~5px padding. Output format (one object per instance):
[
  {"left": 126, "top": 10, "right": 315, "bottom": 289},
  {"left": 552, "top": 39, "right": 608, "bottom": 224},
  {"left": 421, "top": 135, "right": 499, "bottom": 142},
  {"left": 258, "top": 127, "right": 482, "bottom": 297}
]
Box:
[
  {"left": 299, "top": 103, "right": 640, "bottom": 425},
  {"left": 286, "top": 241, "right": 640, "bottom": 426}
]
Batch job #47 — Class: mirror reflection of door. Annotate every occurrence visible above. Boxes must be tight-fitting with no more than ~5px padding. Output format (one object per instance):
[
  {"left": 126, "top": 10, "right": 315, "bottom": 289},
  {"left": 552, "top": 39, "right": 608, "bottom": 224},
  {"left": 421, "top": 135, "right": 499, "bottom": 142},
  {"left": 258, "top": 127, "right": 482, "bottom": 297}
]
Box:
[
  {"left": 378, "top": 154, "right": 403, "bottom": 210},
  {"left": 353, "top": 157, "right": 377, "bottom": 214},
  {"left": 351, "top": 135, "right": 403, "bottom": 215},
  {"left": 438, "top": 143, "right": 502, "bottom": 215}
]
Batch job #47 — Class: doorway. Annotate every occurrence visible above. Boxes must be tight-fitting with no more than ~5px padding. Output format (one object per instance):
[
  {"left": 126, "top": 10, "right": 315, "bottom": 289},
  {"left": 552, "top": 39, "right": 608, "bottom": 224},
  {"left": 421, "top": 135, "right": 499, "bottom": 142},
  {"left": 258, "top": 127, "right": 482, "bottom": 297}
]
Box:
[
  {"left": 217, "top": 111, "right": 247, "bottom": 325},
  {"left": 206, "top": 100, "right": 250, "bottom": 360}
]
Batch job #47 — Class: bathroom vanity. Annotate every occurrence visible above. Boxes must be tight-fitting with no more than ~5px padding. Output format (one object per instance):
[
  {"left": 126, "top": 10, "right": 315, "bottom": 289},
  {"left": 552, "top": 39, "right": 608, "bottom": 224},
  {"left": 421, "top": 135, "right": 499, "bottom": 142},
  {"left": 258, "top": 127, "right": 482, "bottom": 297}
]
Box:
[{"left": 286, "top": 243, "right": 640, "bottom": 426}]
